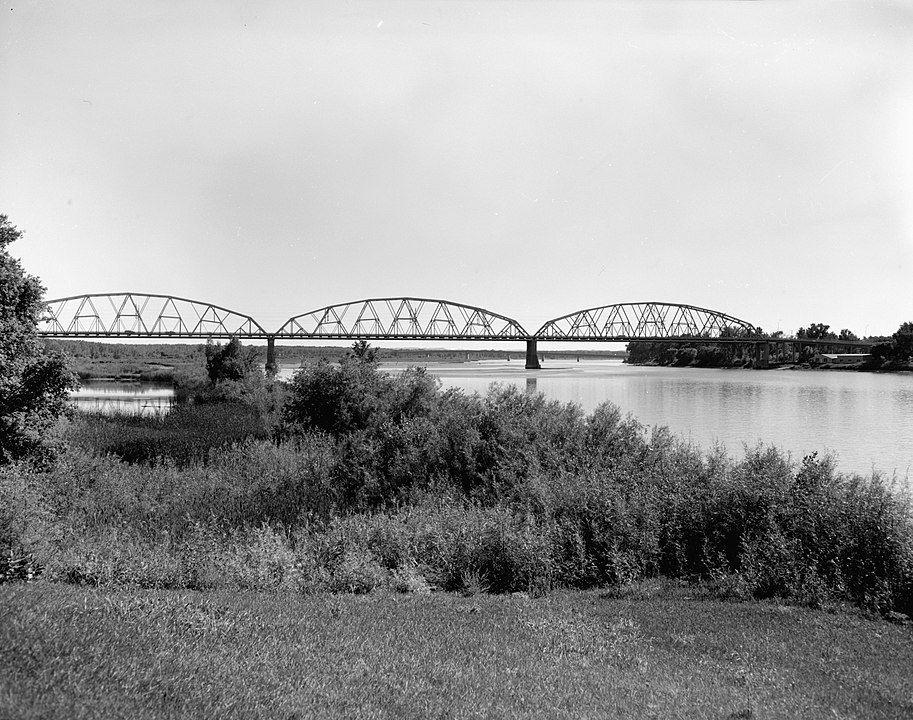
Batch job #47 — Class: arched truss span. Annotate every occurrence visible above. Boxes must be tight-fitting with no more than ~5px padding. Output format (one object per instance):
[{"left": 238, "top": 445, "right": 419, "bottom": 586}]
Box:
[
  {"left": 40, "top": 293, "right": 268, "bottom": 338},
  {"left": 276, "top": 297, "right": 528, "bottom": 340},
  {"left": 535, "top": 302, "right": 759, "bottom": 340}
]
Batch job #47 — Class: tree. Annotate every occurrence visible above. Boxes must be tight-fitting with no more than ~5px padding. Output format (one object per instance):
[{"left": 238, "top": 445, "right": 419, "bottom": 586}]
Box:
[
  {"left": 0, "top": 215, "right": 77, "bottom": 464},
  {"left": 282, "top": 342, "right": 438, "bottom": 436},
  {"left": 796, "top": 323, "right": 837, "bottom": 341},
  {"left": 204, "top": 337, "right": 259, "bottom": 385},
  {"left": 349, "top": 339, "right": 378, "bottom": 364},
  {"left": 838, "top": 328, "right": 859, "bottom": 341},
  {"left": 891, "top": 322, "right": 913, "bottom": 364}
]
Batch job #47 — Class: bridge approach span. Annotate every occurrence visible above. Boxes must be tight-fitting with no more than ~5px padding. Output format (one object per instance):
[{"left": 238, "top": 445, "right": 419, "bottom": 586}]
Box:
[
  {"left": 275, "top": 297, "right": 529, "bottom": 341},
  {"left": 535, "top": 302, "right": 760, "bottom": 341},
  {"left": 40, "top": 293, "right": 269, "bottom": 339}
]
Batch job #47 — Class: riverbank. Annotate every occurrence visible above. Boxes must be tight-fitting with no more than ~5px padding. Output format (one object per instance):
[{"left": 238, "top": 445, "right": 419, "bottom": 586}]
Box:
[
  {"left": 626, "top": 359, "right": 913, "bottom": 373},
  {"left": 50, "top": 339, "right": 627, "bottom": 381},
  {"left": 6, "top": 353, "right": 913, "bottom": 718},
  {"left": 3, "top": 583, "right": 911, "bottom": 719},
  {"left": 625, "top": 323, "right": 912, "bottom": 373},
  {"left": 11, "top": 358, "right": 913, "bottom": 617}
]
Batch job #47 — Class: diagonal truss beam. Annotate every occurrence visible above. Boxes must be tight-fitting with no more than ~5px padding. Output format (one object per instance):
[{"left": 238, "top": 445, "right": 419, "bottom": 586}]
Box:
[
  {"left": 39, "top": 292, "right": 269, "bottom": 338},
  {"left": 535, "top": 302, "right": 760, "bottom": 340},
  {"left": 276, "top": 297, "right": 529, "bottom": 340}
]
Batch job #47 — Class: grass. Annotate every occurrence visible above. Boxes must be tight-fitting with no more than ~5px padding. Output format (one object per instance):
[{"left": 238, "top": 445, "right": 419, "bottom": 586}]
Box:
[
  {"left": 65, "top": 402, "right": 274, "bottom": 465},
  {"left": 2, "top": 582, "right": 911, "bottom": 719}
]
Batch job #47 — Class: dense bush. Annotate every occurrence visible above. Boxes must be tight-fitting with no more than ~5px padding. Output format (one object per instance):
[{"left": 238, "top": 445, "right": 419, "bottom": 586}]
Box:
[
  {"left": 0, "top": 215, "right": 78, "bottom": 465},
  {"left": 204, "top": 338, "right": 260, "bottom": 385},
  {"left": 4, "top": 353, "right": 912, "bottom": 617}
]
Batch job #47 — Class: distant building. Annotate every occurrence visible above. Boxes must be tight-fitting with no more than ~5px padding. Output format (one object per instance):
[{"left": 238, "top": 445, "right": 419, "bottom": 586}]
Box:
[{"left": 820, "top": 353, "right": 871, "bottom": 365}]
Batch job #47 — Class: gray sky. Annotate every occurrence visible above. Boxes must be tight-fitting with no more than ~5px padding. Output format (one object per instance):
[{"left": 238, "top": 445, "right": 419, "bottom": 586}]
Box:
[{"left": 3, "top": 1, "right": 912, "bottom": 338}]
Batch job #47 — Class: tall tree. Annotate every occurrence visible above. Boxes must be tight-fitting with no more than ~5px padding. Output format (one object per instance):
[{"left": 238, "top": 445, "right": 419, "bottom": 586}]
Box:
[
  {"left": 892, "top": 321, "right": 913, "bottom": 363},
  {"left": 0, "top": 215, "right": 77, "bottom": 464},
  {"left": 796, "top": 323, "right": 837, "bottom": 340},
  {"left": 204, "top": 337, "right": 259, "bottom": 385}
]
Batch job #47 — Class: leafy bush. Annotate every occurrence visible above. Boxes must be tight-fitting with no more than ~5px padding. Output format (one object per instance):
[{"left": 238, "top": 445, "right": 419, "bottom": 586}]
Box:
[
  {"left": 204, "top": 338, "right": 259, "bottom": 385},
  {"left": 8, "top": 351, "right": 913, "bottom": 616},
  {"left": 0, "top": 215, "right": 78, "bottom": 465}
]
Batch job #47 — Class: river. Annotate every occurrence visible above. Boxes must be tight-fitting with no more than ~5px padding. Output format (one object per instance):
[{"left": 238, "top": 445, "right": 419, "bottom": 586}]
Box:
[{"left": 75, "top": 360, "right": 912, "bottom": 479}]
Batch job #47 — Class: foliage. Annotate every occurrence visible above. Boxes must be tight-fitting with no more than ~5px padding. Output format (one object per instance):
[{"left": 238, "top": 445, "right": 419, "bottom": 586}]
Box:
[
  {"left": 0, "top": 215, "right": 78, "bottom": 465},
  {"left": 65, "top": 403, "right": 275, "bottom": 466},
  {"left": 796, "top": 323, "right": 837, "bottom": 341},
  {"left": 281, "top": 343, "right": 439, "bottom": 440},
  {"left": 0, "top": 463, "right": 59, "bottom": 581},
  {"left": 862, "top": 321, "right": 913, "bottom": 370},
  {"left": 892, "top": 321, "right": 913, "bottom": 364},
  {"left": 204, "top": 338, "right": 259, "bottom": 385},
  {"left": 349, "top": 339, "right": 378, "bottom": 363},
  {"left": 3, "top": 348, "right": 908, "bottom": 617},
  {"left": 626, "top": 340, "right": 745, "bottom": 368}
]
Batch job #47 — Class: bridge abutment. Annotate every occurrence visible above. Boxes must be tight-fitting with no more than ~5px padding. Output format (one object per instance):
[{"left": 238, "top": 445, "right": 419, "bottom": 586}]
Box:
[{"left": 525, "top": 339, "right": 541, "bottom": 369}]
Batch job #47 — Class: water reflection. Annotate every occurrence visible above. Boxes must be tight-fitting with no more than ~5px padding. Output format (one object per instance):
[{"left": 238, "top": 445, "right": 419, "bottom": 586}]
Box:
[{"left": 72, "top": 382, "right": 174, "bottom": 416}]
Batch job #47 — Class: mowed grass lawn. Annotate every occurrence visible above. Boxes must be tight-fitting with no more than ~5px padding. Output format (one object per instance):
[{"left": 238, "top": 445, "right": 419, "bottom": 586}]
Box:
[{"left": 2, "top": 584, "right": 911, "bottom": 720}]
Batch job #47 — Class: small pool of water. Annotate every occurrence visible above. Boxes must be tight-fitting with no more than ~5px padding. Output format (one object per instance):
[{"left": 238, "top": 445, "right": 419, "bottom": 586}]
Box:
[{"left": 72, "top": 381, "right": 175, "bottom": 416}]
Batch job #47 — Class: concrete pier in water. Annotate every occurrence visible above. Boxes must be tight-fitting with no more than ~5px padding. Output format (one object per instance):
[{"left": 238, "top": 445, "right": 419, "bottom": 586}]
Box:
[
  {"left": 265, "top": 335, "right": 277, "bottom": 374},
  {"left": 525, "top": 339, "right": 541, "bottom": 369}
]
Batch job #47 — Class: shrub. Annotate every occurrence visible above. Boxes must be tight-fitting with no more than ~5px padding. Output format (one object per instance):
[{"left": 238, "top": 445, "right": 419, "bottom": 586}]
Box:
[
  {"left": 204, "top": 338, "right": 259, "bottom": 385},
  {"left": 0, "top": 215, "right": 78, "bottom": 465},
  {"left": 8, "top": 349, "right": 913, "bottom": 615}
]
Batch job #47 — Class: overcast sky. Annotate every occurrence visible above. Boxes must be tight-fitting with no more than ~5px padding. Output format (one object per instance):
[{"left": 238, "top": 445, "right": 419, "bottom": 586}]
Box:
[{"left": 2, "top": 1, "right": 912, "bottom": 338}]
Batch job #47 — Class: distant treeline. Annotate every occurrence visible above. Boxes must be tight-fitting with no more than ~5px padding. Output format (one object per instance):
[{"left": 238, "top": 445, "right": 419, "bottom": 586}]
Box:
[
  {"left": 626, "top": 321, "right": 913, "bottom": 371},
  {"left": 43, "top": 339, "right": 625, "bottom": 380},
  {"left": 626, "top": 342, "right": 753, "bottom": 369}
]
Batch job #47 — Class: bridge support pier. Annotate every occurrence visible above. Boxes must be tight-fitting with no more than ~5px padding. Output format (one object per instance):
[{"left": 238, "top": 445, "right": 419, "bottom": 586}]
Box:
[
  {"left": 265, "top": 335, "right": 277, "bottom": 375},
  {"left": 752, "top": 342, "right": 770, "bottom": 369},
  {"left": 525, "top": 339, "right": 541, "bottom": 369}
]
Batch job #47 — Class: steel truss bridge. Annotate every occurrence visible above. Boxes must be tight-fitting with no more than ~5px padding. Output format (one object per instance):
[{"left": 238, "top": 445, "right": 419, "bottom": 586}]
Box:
[{"left": 38, "top": 292, "right": 874, "bottom": 369}]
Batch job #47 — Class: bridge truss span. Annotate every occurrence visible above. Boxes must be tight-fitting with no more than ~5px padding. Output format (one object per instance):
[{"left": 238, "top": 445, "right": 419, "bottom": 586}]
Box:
[
  {"left": 276, "top": 297, "right": 529, "bottom": 340},
  {"left": 535, "top": 302, "right": 760, "bottom": 341},
  {"left": 40, "top": 293, "right": 268, "bottom": 339}
]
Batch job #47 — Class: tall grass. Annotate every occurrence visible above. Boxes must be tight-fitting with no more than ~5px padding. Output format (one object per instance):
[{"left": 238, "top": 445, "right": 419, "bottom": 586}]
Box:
[
  {"left": 66, "top": 402, "right": 275, "bottom": 466},
  {"left": 2, "top": 359, "right": 911, "bottom": 616}
]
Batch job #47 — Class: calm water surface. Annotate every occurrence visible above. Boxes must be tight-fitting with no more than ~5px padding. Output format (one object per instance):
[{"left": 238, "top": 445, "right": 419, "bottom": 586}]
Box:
[
  {"left": 78, "top": 360, "right": 912, "bottom": 479},
  {"left": 399, "top": 359, "right": 912, "bottom": 479},
  {"left": 72, "top": 381, "right": 175, "bottom": 416}
]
